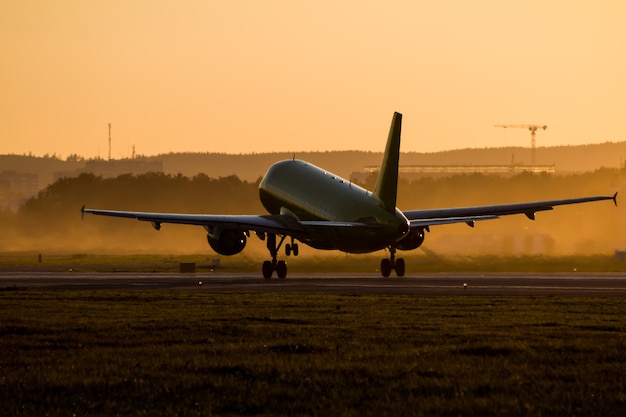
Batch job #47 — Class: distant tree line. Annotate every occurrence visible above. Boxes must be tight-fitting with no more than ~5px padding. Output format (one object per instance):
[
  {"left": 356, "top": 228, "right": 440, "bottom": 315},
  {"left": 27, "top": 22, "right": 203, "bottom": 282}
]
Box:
[{"left": 0, "top": 169, "right": 622, "bottom": 253}]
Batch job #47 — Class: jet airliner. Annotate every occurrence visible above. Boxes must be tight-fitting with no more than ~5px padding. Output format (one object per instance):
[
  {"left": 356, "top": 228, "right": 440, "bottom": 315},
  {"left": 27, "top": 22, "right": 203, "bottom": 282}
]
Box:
[{"left": 82, "top": 113, "right": 617, "bottom": 278}]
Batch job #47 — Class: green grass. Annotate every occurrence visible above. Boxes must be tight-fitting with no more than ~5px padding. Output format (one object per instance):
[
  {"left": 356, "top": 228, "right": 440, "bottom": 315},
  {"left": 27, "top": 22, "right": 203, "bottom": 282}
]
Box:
[{"left": 1, "top": 290, "right": 625, "bottom": 416}]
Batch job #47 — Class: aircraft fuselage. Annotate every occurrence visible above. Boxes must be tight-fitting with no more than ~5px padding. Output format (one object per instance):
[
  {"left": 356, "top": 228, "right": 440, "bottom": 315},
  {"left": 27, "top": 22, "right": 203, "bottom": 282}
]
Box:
[{"left": 259, "top": 159, "right": 410, "bottom": 253}]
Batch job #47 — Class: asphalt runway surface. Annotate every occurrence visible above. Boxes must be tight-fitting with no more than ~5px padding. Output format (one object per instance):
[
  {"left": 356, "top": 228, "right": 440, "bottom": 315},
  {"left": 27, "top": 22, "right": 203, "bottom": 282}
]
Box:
[{"left": 1, "top": 271, "right": 626, "bottom": 296}]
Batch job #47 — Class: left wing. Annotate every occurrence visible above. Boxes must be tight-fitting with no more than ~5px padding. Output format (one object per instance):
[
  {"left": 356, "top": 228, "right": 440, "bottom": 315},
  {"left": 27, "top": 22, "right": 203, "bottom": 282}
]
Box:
[
  {"left": 81, "top": 207, "right": 308, "bottom": 237},
  {"left": 403, "top": 193, "right": 617, "bottom": 229}
]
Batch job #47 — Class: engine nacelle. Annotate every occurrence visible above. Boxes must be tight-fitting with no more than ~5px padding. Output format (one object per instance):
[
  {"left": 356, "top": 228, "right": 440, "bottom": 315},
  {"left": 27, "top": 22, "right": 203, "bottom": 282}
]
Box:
[
  {"left": 207, "top": 227, "right": 247, "bottom": 256},
  {"left": 397, "top": 229, "right": 425, "bottom": 251}
]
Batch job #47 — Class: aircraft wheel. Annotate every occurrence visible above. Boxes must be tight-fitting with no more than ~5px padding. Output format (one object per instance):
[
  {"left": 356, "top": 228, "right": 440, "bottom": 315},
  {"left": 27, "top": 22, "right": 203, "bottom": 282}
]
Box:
[
  {"left": 285, "top": 243, "right": 292, "bottom": 256},
  {"left": 395, "top": 258, "right": 405, "bottom": 277},
  {"left": 262, "top": 261, "right": 273, "bottom": 279},
  {"left": 380, "top": 259, "right": 392, "bottom": 277},
  {"left": 276, "top": 260, "right": 287, "bottom": 279},
  {"left": 293, "top": 243, "right": 299, "bottom": 256}
]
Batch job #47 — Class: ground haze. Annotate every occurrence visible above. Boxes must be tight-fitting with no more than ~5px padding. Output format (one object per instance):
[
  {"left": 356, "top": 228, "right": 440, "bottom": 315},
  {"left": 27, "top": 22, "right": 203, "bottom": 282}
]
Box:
[{"left": 1, "top": 168, "right": 622, "bottom": 256}]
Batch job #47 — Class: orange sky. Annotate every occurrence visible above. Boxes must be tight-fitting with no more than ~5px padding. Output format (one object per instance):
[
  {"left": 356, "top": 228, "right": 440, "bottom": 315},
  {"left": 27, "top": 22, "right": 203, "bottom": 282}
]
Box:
[{"left": 1, "top": 1, "right": 625, "bottom": 159}]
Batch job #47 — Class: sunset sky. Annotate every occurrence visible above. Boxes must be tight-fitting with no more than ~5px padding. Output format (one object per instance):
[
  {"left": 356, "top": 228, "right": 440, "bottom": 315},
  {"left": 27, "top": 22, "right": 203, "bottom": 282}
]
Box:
[{"left": 2, "top": 1, "right": 625, "bottom": 159}]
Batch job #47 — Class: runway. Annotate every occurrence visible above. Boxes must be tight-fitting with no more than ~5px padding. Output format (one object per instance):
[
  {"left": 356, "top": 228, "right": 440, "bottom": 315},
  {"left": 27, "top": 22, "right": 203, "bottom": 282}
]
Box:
[{"left": 1, "top": 271, "right": 626, "bottom": 296}]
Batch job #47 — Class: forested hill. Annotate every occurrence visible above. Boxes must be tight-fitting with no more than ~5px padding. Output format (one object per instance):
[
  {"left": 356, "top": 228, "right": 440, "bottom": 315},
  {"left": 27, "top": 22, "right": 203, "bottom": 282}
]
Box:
[
  {"left": 2, "top": 141, "right": 625, "bottom": 184},
  {"left": 160, "top": 142, "right": 626, "bottom": 181}
]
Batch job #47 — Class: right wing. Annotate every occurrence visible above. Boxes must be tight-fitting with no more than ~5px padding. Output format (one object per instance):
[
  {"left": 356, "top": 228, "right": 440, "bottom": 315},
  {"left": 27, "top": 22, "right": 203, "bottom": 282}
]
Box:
[{"left": 403, "top": 193, "right": 617, "bottom": 229}]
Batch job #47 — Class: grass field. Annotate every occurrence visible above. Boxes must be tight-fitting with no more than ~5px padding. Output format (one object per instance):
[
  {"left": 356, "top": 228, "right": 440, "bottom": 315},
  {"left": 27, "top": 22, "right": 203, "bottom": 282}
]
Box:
[{"left": 1, "top": 289, "right": 625, "bottom": 416}]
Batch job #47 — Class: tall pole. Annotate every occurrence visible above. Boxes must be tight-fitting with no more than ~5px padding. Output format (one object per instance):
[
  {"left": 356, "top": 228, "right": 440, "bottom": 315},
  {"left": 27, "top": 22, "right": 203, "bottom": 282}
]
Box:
[
  {"left": 108, "top": 123, "right": 111, "bottom": 161},
  {"left": 530, "top": 127, "right": 536, "bottom": 165}
]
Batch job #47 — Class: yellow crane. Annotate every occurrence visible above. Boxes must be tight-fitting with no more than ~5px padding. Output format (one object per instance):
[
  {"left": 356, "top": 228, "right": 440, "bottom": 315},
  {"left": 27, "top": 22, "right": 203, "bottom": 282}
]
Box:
[{"left": 495, "top": 124, "right": 547, "bottom": 165}]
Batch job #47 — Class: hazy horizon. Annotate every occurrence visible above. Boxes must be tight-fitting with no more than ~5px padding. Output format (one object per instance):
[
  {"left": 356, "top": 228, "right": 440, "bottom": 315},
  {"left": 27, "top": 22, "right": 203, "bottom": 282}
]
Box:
[
  {"left": 4, "top": 139, "right": 626, "bottom": 161},
  {"left": 2, "top": 1, "right": 625, "bottom": 159}
]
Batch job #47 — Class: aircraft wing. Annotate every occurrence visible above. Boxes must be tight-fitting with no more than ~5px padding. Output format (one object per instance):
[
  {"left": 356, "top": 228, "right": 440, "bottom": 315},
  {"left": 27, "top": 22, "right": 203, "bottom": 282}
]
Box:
[
  {"left": 81, "top": 207, "right": 387, "bottom": 236},
  {"left": 403, "top": 193, "right": 617, "bottom": 229},
  {"left": 81, "top": 207, "right": 307, "bottom": 237},
  {"left": 410, "top": 215, "right": 499, "bottom": 228}
]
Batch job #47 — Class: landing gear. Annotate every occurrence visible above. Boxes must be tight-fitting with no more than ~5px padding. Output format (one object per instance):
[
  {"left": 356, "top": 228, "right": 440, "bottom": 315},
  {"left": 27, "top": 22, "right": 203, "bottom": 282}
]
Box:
[
  {"left": 262, "top": 260, "right": 273, "bottom": 279},
  {"left": 381, "top": 258, "right": 392, "bottom": 277},
  {"left": 285, "top": 238, "right": 299, "bottom": 256},
  {"left": 380, "top": 246, "right": 405, "bottom": 277},
  {"left": 261, "top": 234, "right": 298, "bottom": 279},
  {"left": 276, "top": 260, "right": 287, "bottom": 278}
]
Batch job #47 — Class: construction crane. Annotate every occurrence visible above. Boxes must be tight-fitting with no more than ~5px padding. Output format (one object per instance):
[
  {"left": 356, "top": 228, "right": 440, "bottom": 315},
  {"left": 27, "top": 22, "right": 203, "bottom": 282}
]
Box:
[{"left": 494, "top": 124, "right": 547, "bottom": 165}]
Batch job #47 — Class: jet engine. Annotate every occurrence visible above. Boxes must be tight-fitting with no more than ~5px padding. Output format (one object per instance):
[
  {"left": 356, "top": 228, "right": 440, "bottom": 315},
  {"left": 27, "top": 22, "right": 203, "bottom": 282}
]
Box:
[
  {"left": 397, "top": 228, "right": 425, "bottom": 251},
  {"left": 207, "top": 227, "right": 247, "bottom": 256}
]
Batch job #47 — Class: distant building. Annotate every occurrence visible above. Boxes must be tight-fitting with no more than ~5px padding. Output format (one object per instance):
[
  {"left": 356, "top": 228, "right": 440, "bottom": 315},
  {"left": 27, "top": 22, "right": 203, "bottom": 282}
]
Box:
[
  {"left": 351, "top": 164, "right": 556, "bottom": 182},
  {"left": 0, "top": 170, "right": 39, "bottom": 211}
]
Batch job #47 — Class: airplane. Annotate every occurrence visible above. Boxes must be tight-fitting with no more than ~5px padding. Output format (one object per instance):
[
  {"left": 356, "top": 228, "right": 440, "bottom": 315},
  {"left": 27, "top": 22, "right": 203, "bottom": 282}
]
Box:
[{"left": 82, "top": 112, "right": 617, "bottom": 279}]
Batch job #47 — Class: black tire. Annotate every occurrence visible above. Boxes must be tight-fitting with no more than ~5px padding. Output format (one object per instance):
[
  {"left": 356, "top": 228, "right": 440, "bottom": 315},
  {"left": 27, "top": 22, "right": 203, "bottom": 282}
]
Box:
[
  {"left": 293, "top": 243, "right": 299, "bottom": 256},
  {"left": 262, "top": 261, "right": 273, "bottom": 279},
  {"left": 380, "top": 259, "right": 392, "bottom": 277},
  {"left": 276, "top": 260, "right": 287, "bottom": 279},
  {"left": 395, "top": 258, "right": 405, "bottom": 277}
]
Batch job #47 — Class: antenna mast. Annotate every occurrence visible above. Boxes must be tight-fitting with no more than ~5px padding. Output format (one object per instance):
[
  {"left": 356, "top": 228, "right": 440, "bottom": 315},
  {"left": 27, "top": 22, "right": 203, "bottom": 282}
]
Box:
[{"left": 108, "top": 123, "right": 112, "bottom": 160}]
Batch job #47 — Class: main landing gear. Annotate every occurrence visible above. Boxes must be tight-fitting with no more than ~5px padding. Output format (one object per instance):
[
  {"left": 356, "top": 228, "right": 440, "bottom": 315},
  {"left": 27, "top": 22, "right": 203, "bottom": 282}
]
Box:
[
  {"left": 380, "top": 246, "right": 405, "bottom": 277},
  {"left": 261, "top": 234, "right": 298, "bottom": 279}
]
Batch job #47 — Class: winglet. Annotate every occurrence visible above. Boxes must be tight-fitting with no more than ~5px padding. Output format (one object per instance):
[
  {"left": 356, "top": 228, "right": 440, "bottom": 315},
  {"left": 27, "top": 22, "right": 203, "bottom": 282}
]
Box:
[
  {"left": 613, "top": 192, "right": 618, "bottom": 207},
  {"left": 81, "top": 205, "right": 85, "bottom": 221},
  {"left": 374, "top": 112, "right": 402, "bottom": 212}
]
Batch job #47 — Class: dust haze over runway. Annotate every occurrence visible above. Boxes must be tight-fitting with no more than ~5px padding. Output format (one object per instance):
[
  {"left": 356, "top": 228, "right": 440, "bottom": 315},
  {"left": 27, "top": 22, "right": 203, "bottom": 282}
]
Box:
[{"left": 2, "top": 271, "right": 626, "bottom": 296}]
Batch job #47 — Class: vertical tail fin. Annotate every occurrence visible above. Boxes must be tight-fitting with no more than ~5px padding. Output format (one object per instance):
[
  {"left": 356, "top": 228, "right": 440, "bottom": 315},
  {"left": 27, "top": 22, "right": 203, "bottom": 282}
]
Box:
[{"left": 374, "top": 112, "right": 402, "bottom": 212}]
